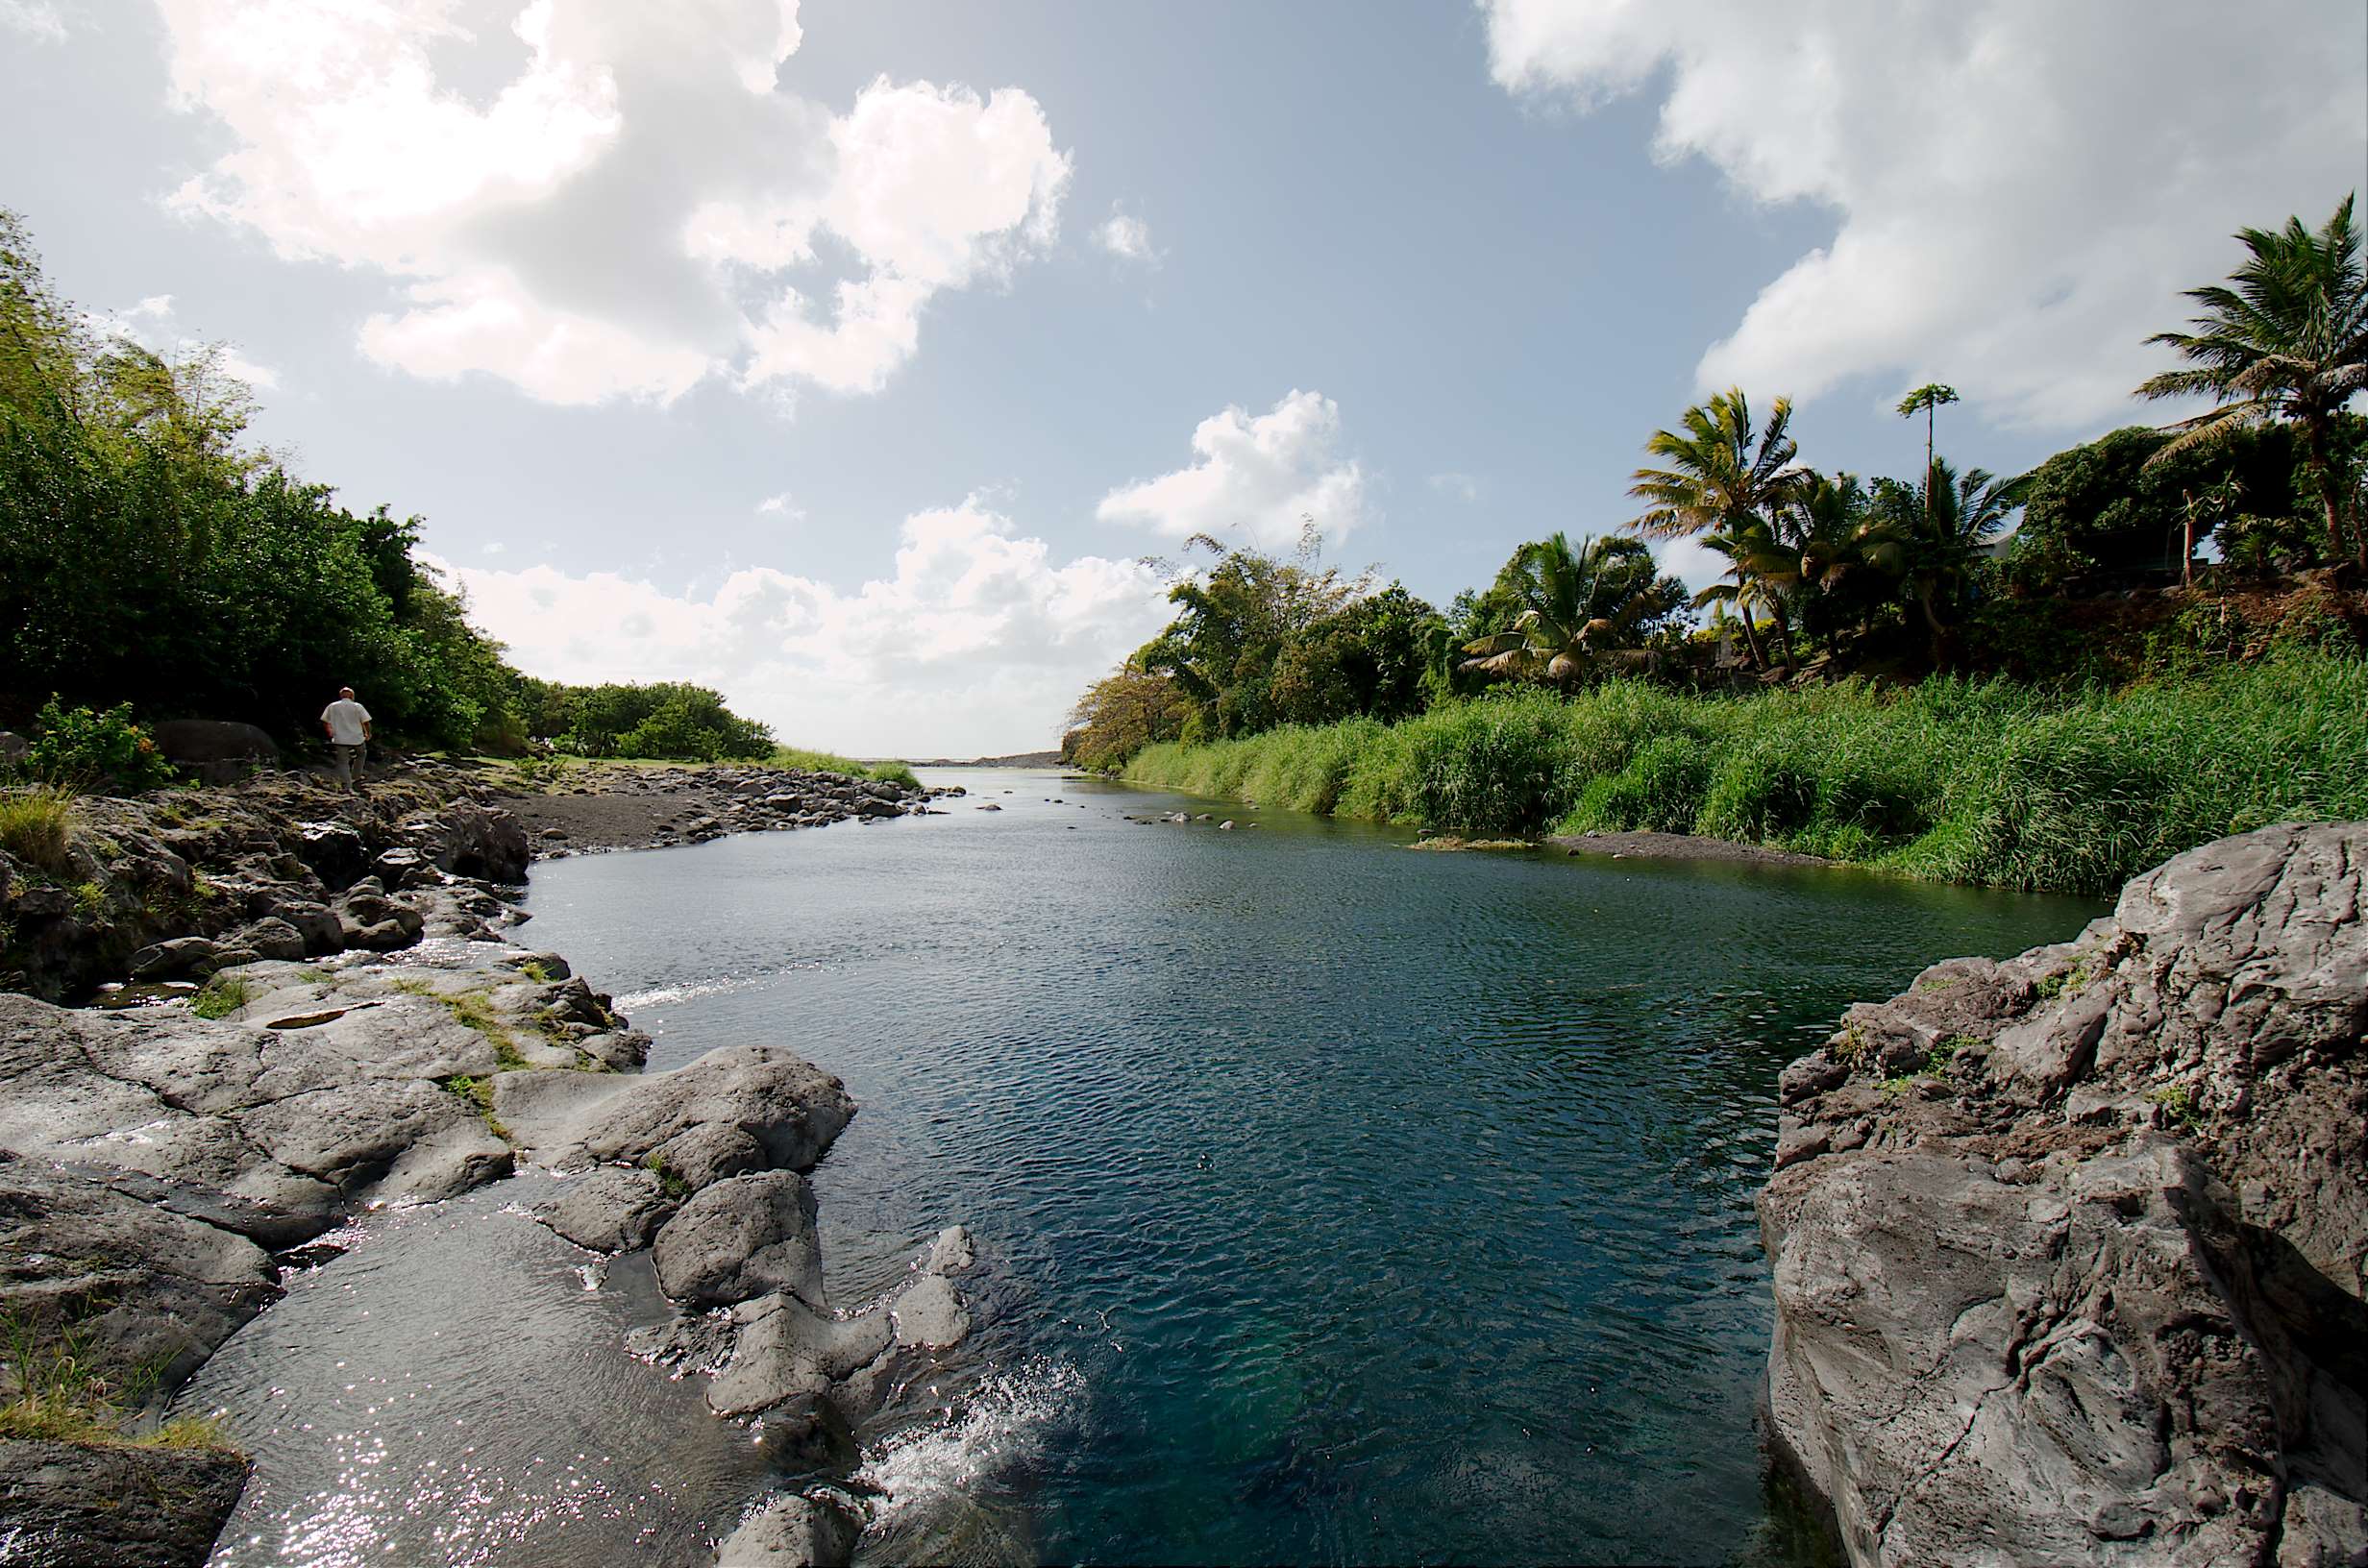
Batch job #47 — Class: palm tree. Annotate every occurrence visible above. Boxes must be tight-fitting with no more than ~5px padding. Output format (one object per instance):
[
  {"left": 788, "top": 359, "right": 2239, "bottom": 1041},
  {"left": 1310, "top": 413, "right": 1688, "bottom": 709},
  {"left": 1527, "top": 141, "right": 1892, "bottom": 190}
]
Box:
[
  {"left": 1628, "top": 388, "right": 1807, "bottom": 674},
  {"left": 2136, "top": 195, "right": 2367, "bottom": 569},
  {"left": 1629, "top": 387, "right": 1804, "bottom": 540},
  {"left": 1876, "top": 459, "right": 2026, "bottom": 666},
  {"left": 1895, "top": 383, "right": 1960, "bottom": 485},
  {"left": 1459, "top": 532, "right": 1686, "bottom": 686},
  {"left": 1773, "top": 472, "right": 1907, "bottom": 652},
  {"left": 1684, "top": 522, "right": 1791, "bottom": 674}
]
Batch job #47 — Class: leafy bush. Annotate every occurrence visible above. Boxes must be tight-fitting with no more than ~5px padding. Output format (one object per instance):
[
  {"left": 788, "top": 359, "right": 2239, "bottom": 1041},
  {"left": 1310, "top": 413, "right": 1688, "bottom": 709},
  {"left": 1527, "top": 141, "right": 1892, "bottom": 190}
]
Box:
[
  {"left": 20, "top": 699, "right": 175, "bottom": 793},
  {"left": 529, "top": 681, "right": 774, "bottom": 761}
]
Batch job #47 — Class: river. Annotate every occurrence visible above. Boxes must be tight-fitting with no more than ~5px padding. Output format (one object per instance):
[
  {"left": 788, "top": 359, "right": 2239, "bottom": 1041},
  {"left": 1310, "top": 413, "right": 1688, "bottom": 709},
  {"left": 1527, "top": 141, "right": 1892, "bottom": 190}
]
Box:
[{"left": 187, "top": 769, "right": 2098, "bottom": 1566}]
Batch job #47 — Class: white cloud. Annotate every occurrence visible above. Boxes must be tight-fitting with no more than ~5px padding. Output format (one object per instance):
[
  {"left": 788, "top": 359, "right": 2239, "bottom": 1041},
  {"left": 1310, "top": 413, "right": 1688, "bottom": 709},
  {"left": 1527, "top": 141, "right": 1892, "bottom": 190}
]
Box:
[
  {"left": 1481, "top": 0, "right": 2368, "bottom": 431},
  {"left": 754, "top": 491, "right": 804, "bottom": 519},
  {"left": 429, "top": 497, "right": 1170, "bottom": 755},
  {"left": 0, "top": 0, "right": 66, "bottom": 39},
  {"left": 157, "top": 1, "right": 1071, "bottom": 407},
  {"left": 1651, "top": 535, "right": 1726, "bottom": 598},
  {"left": 1094, "top": 208, "right": 1157, "bottom": 264},
  {"left": 1427, "top": 472, "right": 1482, "bottom": 502},
  {"left": 1097, "top": 389, "right": 1369, "bottom": 551}
]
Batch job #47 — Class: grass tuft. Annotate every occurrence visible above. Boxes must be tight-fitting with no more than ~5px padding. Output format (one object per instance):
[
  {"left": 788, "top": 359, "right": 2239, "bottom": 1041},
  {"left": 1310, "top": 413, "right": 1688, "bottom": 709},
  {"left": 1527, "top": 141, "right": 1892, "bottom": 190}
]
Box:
[
  {"left": 439, "top": 1074, "right": 513, "bottom": 1140},
  {"left": 191, "top": 974, "right": 254, "bottom": 1020},
  {"left": 0, "top": 786, "right": 76, "bottom": 873},
  {"left": 0, "top": 1310, "right": 237, "bottom": 1454}
]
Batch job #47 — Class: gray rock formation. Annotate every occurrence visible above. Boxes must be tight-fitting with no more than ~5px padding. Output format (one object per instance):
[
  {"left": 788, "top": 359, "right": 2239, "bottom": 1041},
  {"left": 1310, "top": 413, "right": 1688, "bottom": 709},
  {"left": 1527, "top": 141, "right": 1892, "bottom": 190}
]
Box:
[
  {"left": 654, "top": 1171, "right": 826, "bottom": 1309},
  {"left": 538, "top": 1166, "right": 677, "bottom": 1253},
  {"left": 715, "top": 1492, "right": 862, "bottom": 1568},
  {"left": 0, "top": 1438, "right": 252, "bottom": 1568},
  {"left": 0, "top": 762, "right": 964, "bottom": 1567},
  {"left": 496, "top": 1044, "right": 853, "bottom": 1183},
  {"left": 1762, "top": 822, "right": 2368, "bottom": 1568},
  {"left": 152, "top": 719, "right": 279, "bottom": 784}
]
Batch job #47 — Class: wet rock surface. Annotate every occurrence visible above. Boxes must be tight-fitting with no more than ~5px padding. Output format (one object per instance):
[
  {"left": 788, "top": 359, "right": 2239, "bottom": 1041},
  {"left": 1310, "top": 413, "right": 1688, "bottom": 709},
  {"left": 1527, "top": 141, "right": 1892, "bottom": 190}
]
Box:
[
  {"left": 1761, "top": 822, "right": 2368, "bottom": 1568},
  {"left": 0, "top": 764, "right": 969, "bottom": 1567},
  {"left": 715, "top": 1491, "right": 863, "bottom": 1568}
]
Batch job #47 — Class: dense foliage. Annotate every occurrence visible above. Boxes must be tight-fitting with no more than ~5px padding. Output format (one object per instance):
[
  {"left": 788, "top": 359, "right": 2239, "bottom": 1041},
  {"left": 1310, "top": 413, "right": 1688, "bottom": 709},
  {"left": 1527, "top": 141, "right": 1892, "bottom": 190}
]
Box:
[
  {"left": 516, "top": 679, "right": 774, "bottom": 762},
  {"left": 1126, "top": 655, "right": 2368, "bottom": 895},
  {"left": 0, "top": 211, "right": 779, "bottom": 769}
]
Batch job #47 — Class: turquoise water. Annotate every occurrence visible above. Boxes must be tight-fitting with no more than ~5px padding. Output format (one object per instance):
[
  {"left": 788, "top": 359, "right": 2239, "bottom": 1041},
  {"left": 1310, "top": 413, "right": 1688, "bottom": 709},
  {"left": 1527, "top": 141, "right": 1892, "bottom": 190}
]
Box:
[{"left": 515, "top": 769, "right": 2098, "bottom": 1566}]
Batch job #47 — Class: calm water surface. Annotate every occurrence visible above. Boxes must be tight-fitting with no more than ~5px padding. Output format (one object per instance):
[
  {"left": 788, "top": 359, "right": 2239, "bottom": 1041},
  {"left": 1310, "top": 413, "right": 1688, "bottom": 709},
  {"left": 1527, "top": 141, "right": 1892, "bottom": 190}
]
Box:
[{"left": 191, "top": 770, "right": 2098, "bottom": 1566}]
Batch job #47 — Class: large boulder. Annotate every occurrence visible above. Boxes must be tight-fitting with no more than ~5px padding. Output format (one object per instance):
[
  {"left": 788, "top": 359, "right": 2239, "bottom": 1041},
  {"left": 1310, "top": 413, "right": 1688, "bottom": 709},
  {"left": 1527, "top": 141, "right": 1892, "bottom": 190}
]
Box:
[
  {"left": 493, "top": 1043, "right": 855, "bottom": 1186},
  {"left": 652, "top": 1171, "right": 825, "bottom": 1309},
  {"left": 715, "top": 1493, "right": 861, "bottom": 1568},
  {"left": 0, "top": 1438, "right": 251, "bottom": 1568},
  {"left": 1762, "top": 822, "right": 2368, "bottom": 1568},
  {"left": 152, "top": 720, "right": 279, "bottom": 784},
  {"left": 410, "top": 800, "right": 530, "bottom": 884}
]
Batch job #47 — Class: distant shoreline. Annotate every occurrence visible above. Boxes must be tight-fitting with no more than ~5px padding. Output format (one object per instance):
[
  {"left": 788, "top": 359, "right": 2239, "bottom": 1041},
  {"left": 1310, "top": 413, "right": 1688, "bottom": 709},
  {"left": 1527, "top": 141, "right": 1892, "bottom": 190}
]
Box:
[{"left": 900, "top": 750, "right": 1067, "bottom": 769}]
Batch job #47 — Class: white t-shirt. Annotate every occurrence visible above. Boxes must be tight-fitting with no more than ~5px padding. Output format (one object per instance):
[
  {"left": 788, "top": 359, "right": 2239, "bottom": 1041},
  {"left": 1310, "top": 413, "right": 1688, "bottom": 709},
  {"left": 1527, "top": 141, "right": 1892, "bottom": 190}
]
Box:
[{"left": 321, "top": 698, "right": 372, "bottom": 746}]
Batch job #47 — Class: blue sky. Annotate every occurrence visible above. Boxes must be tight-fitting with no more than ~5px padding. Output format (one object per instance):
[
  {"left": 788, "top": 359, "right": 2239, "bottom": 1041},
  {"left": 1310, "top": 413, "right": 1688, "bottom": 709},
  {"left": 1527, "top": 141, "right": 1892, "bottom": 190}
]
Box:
[{"left": 4, "top": 1, "right": 2361, "bottom": 753}]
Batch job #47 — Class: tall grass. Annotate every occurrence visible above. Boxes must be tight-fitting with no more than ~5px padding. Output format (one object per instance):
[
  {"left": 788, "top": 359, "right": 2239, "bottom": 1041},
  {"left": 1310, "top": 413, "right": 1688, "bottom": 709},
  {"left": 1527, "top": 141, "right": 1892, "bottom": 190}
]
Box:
[{"left": 1124, "top": 652, "right": 2368, "bottom": 894}]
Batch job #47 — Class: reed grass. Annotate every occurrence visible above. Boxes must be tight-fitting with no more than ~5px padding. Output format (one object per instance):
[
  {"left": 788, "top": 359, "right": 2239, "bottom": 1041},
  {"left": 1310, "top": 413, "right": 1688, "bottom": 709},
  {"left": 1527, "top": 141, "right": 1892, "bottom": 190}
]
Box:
[{"left": 1124, "top": 653, "right": 2368, "bottom": 894}]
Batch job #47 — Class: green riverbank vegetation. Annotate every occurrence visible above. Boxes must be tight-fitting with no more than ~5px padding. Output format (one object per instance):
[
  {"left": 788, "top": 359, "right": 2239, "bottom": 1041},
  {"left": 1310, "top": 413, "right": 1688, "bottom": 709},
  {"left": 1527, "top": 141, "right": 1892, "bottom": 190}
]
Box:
[
  {"left": 1071, "top": 196, "right": 2368, "bottom": 894},
  {"left": 0, "top": 210, "right": 806, "bottom": 780},
  {"left": 1124, "top": 662, "right": 2368, "bottom": 894}
]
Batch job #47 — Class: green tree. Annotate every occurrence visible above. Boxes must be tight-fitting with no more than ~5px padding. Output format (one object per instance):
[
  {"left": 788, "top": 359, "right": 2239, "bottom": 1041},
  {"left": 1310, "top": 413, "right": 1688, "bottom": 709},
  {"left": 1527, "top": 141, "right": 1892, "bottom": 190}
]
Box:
[
  {"left": 2009, "top": 424, "right": 2301, "bottom": 588},
  {"left": 1684, "top": 521, "right": 1795, "bottom": 674},
  {"left": 1458, "top": 533, "right": 1687, "bottom": 686},
  {"left": 1064, "top": 668, "right": 1191, "bottom": 771},
  {"left": 1742, "top": 472, "right": 1910, "bottom": 663},
  {"left": 1270, "top": 584, "right": 1445, "bottom": 724},
  {"left": 2136, "top": 195, "right": 2367, "bottom": 568},
  {"left": 1131, "top": 528, "right": 1369, "bottom": 739}
]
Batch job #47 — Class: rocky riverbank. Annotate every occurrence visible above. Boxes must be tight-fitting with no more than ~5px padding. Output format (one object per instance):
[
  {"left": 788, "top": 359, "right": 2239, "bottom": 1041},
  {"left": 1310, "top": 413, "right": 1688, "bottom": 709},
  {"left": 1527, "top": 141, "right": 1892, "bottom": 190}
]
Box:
[
  {"left": 495, "top": 761, "right": 951, "bottom": 858},
  {"left": 0, "top": 762, "right": 968, "bottom": 1566},
  {"left": 1760, "top": 822, "right": 2367, "bottom": 1567}
]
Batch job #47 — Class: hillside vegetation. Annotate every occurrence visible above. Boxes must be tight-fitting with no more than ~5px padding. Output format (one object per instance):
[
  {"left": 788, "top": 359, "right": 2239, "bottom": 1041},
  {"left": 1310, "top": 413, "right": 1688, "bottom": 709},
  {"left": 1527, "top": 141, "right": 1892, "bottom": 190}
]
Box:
[{"left": 0, "top": 210, "right": 787, "bottom": 770}]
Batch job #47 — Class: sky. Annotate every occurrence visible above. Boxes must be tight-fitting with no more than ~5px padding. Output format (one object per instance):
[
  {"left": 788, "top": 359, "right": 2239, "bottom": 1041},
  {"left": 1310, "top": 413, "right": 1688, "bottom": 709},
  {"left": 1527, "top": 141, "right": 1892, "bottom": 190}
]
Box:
[{"left": 4, "top": 1, "right": 2363, "bottom": 756}]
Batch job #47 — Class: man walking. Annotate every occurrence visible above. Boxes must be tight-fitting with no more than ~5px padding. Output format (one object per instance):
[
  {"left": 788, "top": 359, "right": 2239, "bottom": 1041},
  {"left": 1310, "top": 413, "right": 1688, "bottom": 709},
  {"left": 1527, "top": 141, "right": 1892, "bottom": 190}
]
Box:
[{"left": 320, "top": 686, "right": 374, "bottom": 789}]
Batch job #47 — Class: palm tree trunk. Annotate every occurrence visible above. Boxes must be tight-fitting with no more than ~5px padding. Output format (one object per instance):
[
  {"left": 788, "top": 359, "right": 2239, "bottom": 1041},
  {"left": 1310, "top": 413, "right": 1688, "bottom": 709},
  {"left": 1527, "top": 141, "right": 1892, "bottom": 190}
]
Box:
[
  {"left": 2304, "top": 416, "right": 2351, "bottom": 567},
  {"left": 1768, "top": 597, "right": 1798, "bottom": 677},
  {"left": 2181, "top": 490, "right": 2195, "bottom": 588},
  {"left": 1918, "top": 581, "right": 1947, "bottom": 669},
  {"left": 1735, "top": 599, "right": 1767, "bottom": 671}
]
